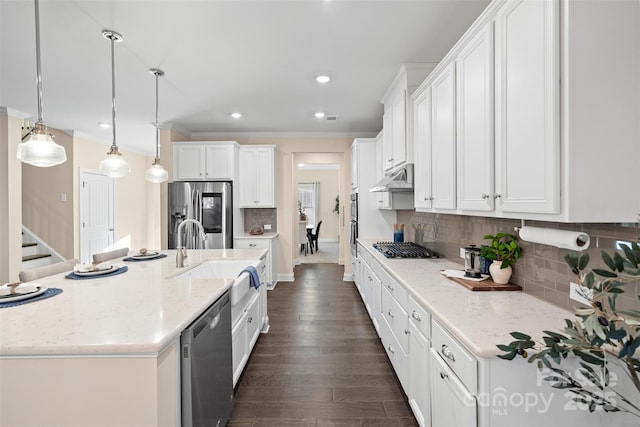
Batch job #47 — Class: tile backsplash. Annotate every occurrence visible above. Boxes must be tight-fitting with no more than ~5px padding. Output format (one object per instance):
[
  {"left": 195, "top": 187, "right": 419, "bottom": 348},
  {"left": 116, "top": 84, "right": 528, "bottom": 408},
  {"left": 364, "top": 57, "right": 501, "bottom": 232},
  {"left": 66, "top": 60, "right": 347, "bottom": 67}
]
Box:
[
  {"left": 397, "top": 211, "right": 639, "bottom": 312},
  {"left": 243, "top": 208, "right": 277, "bottom": 233}
]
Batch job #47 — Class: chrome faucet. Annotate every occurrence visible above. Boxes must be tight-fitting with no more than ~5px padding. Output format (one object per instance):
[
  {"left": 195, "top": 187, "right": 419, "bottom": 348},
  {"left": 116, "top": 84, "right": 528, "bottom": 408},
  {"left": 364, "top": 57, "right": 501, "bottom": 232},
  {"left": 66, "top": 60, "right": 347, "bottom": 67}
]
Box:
[{"left": 176, "top": 219, "right": 207, "bottom": 268}]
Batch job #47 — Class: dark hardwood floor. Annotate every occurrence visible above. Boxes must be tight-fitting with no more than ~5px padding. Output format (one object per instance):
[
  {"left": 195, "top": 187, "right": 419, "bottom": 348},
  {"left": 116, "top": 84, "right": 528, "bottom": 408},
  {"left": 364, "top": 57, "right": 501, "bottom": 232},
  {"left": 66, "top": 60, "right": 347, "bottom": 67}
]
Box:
[{"left": 229, "top": 263, "right": 418, "bottom": 427}]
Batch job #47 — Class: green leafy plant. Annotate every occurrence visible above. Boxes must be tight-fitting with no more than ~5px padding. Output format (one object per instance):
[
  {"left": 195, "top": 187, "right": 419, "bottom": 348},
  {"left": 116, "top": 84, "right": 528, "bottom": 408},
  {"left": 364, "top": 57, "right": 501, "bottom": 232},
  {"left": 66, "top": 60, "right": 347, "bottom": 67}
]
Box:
[
  {"left": 497, "top": 229, "right": 640, "bottom": 417},
  {"left": 297, "top": 200, "right": 306, "bottom": 218},
  {"left": 479, "top": 232, "right": 522, "bottom": 269},
  {"left": 333, "top": 195, "right": 339, "bottom": 215}
]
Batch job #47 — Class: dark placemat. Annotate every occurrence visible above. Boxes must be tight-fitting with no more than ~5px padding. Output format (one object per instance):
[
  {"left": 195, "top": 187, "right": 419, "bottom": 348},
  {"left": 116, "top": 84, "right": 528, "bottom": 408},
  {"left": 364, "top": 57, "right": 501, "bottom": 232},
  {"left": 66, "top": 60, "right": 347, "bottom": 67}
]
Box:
[
  {"left": 123, "top": 254, "right": 167, "bottom": 262},
  {"left": 65, "top": 266, "right": 128, "bottom": 280},
  {"left": 0, "top": 288, "right": 63, "bottom": 309}
]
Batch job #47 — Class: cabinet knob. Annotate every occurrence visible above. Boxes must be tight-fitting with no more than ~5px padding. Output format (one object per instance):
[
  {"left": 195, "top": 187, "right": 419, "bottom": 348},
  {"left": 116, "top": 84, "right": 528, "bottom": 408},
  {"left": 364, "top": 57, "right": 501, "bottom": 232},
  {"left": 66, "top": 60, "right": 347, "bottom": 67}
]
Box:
[
  {"left": 388, "top": 310, "right": 395, "bottom": 318},
  {"left": 494, "top": 193, "right": 502, "bottom": 199},
  {"left": 388, "top": 345, "right": 395, "bottom": 354},
  {"left": 440, "top": 371, "right": 448, "bottom": 380},
  {"left": 441, "top": 344, "right": 456, "bottom": 362},
  {"left": 404, "top": 329, "right": 410, "bottom": 335},
  {"left": 411, "top": 310, "right": 421, "bottom": 321},
  {"left": 248, "top": 317, "right": 253, "bottom": 323},
  {"left": 429, "top": 197, "right": 434, "bottom": 201},
  {"left": 481, "top": 193, "right": 490, "bottom": 199},
  {"left": 249, "top": 243, "right": 257, "bottom": 247},
  {"left": 387, "top": 284, "right": 394, "bottom": 291}
]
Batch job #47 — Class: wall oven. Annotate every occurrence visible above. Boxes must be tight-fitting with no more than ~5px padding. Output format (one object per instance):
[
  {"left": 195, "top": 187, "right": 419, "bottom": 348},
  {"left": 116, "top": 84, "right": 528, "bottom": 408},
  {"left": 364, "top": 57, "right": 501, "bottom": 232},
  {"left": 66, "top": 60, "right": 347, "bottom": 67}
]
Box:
[{"left": 349, "top": 193, "right": 358, "bottom": 258}]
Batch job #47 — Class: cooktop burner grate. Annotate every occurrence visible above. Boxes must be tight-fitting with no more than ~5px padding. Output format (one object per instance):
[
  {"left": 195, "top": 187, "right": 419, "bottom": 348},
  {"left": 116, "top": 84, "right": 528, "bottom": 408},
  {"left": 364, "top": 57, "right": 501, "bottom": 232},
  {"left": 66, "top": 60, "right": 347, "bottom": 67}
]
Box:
[{"left": 372, "top": 242, "right": 440, "bottom": 259}]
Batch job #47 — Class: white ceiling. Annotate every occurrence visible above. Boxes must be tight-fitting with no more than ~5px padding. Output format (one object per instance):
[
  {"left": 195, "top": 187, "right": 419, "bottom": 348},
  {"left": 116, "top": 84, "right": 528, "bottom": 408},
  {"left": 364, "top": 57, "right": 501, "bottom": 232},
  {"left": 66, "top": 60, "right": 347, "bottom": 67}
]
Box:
[{"left": 1, "top": 0, "right": 490, "bottom": 156}]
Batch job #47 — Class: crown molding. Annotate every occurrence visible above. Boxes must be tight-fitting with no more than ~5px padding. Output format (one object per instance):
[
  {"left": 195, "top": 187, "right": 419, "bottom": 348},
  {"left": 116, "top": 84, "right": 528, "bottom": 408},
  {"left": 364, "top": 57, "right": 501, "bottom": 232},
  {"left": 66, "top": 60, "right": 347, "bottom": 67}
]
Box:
[
  {"left": 189, "top": 131, "right": 378, "bottom": 139},
  {"left": 0, "top": 106, "right": 33, "bottom": 120}
]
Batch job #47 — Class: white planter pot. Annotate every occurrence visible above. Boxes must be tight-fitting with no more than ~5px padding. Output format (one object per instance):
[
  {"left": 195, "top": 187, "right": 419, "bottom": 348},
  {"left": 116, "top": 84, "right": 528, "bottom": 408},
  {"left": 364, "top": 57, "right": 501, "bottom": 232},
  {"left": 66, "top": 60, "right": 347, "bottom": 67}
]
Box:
[{"left": 489, "top": 260, "right": 512, "bottom": 284}]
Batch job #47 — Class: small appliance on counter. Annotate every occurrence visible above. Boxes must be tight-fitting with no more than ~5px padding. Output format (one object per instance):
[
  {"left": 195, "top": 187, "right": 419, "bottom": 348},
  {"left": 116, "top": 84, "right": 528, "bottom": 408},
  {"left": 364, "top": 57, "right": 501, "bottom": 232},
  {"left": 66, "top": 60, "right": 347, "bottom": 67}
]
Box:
[{"left": 463, "top": 244, "right": 482, "bottom": 278}]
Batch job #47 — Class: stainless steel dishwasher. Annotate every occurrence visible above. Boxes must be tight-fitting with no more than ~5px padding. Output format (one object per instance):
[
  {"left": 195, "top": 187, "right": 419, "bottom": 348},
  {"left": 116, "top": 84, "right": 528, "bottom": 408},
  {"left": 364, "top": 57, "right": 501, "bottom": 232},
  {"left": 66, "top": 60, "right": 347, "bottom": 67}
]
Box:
[{"left": 181, "top": 291, "right": 233, "bottom": 427}]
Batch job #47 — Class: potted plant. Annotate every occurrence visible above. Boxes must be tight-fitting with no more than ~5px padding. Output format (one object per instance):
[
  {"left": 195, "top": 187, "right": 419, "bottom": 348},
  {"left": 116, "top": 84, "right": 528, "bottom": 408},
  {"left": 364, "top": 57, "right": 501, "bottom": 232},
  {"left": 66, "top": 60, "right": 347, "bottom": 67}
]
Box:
[
  {"left": 333, "top": 195, "right": 339, "bottom": 215},
  {"left": 480, "top": 232, "right": 522, "bottom": 284},
  {"left": 298, "top": 200, "right": 306, "bottom": 221}
]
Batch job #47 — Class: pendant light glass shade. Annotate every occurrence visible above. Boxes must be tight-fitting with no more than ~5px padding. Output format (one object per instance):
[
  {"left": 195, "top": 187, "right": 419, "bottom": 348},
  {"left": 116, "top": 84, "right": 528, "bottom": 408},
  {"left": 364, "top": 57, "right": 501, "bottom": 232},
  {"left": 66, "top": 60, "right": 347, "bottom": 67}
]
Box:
[
  {"left": 17, "top": 0, "right": 67, "bottom": 167},
  {"left": 99, "top": 30, "right": 129, "bottom": 178},
  {"left": 145, "top": 68, "right": 168, "bottom": 183}
]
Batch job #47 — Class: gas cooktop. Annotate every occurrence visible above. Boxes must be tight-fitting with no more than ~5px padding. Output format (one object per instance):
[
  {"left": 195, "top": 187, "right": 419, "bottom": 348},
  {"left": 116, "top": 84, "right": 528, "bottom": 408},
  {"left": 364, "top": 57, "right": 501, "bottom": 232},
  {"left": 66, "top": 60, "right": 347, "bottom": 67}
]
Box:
[{"left": 372, "top": 242, "right": 440, "bottom": 259}]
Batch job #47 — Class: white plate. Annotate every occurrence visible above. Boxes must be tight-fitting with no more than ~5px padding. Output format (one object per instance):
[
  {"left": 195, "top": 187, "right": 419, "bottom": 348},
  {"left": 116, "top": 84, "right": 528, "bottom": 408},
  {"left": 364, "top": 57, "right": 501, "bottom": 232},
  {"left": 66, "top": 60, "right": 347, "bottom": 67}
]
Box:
[
  {"left": 0, "top": 286, "right": 47, "bottom": 303},
  {"left": 131, "top": 251, "right": 160, "bottom": 259},
  {"left": 74, "top": 265, "right": 119, "bottom": 277}
]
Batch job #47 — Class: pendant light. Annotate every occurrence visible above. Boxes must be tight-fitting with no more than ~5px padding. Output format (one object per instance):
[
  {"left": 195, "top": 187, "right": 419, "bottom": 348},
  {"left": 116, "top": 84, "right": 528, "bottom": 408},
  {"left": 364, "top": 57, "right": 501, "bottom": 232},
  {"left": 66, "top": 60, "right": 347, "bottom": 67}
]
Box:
[
  {"left": 99, "top": 30, "right": 130, "bottom": 178},
  {"left": 17, "top": 0, "right": 67, "bottom": 167},
  {"left": 145, "top": 68, "right": 168, "bottom": 183}
]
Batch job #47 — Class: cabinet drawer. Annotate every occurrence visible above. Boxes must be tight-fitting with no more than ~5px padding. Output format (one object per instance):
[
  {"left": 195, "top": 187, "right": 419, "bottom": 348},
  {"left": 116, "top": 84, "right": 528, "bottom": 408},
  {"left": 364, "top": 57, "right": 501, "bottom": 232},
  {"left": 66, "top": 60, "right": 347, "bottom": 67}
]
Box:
[
  {"left": 378, "top": 268, "right": 407, "bottom": 308},
  {"left": 359, "top": 246, "right": 372, "bottom": 265},
  {"left": 235, "top": 239, "right": 270, "bottom": 250},
  {"left": 408, "top": 295, "right": 430, "bottom": 340},
  {"left": 431, "top": 319, "right": 477, "bottom": 395},
  {"left": 381, "top": 285, "right": 409, "bottom": 353}
]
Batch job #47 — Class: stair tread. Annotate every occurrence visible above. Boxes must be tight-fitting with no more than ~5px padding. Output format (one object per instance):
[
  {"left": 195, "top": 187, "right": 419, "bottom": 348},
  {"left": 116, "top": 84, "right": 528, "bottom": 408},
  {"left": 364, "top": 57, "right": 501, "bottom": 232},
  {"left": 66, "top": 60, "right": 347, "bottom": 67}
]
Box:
[
  {"left": 22, "top": 253, "right": 52, "bottom": 262},
  {"left": 22, "top": 242, "right": 37, "bottom": 248}
]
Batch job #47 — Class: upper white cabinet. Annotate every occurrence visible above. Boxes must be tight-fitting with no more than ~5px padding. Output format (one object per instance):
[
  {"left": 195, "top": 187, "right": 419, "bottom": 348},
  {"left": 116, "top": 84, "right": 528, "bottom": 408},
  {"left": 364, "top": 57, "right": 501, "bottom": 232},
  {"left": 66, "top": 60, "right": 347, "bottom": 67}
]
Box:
[
  {"left": 494, "top": 0, "right": 560, "bottom": 214},
  {"left": 238, "top": 145, "right": 276, "bottom": 208},
  {"left": 456, "top": 23, "right": 495, "bottom": 212},
  {"left": 381, "top": 64, "right": 436, "bottom": 173},
  {"left": 411, "top": 0, "right": 639, "bottom": 222},
  {"left": 351, "top": 142, "right": 359, "bottom": 191},
  {"left": 173, "top": 141, "right": 237, "bottom": 181},
  {"left": 430, "top": 63, "right": 457, "bottom": 211},
  {"left": 413, "top": 88, "right": 432, "bottom": 212}
]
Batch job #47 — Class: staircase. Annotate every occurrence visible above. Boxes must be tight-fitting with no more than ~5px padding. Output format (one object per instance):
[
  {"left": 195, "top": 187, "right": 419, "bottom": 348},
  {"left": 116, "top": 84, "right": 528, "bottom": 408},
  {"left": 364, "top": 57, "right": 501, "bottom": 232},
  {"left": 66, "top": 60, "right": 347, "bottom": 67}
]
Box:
[{"left": 21, "top": 228, "right": 59, "bottom": 271}]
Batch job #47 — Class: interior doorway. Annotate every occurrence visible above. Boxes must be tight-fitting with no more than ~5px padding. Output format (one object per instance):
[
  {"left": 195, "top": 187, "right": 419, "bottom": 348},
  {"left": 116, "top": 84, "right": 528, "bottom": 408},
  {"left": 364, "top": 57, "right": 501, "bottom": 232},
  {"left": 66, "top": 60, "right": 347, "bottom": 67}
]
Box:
[{"left": 79, "top": 170, "right": 115, "bottom": 264}]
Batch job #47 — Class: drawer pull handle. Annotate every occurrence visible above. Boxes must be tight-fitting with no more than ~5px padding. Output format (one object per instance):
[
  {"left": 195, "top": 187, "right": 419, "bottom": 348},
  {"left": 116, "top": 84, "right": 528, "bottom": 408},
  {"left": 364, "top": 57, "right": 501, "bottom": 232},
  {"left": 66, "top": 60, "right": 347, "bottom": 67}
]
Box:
[
  {"left": 248, "top": 317, "right": 253, "bottom": 323},
  {"left": 249, "top": 243, "right": 257, "bottom": 247},
  {"left": 441, "top": 345, "right": 455, "bottom": 362},
  {"left": 411, "top": 311, "right": 421, "bottom": 321},
  {"left": 404, "top": 329, "right": 410, "bottom": 335},
  {"left": 388, "top": 345, "right": 395, "bottom": 354},
  {"left": 388, "top": 310, "right": 394, "bottom": 318},
  {"left": 440, "top": 371, "right": 448, "bottom": 380}
]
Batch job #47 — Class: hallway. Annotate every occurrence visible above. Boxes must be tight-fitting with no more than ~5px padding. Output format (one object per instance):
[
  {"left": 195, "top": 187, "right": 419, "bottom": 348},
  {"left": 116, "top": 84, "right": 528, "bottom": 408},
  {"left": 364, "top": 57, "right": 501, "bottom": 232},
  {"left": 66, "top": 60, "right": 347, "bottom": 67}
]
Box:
[{"left": 229, "top": 263, "right": 417, "bottom": 426}]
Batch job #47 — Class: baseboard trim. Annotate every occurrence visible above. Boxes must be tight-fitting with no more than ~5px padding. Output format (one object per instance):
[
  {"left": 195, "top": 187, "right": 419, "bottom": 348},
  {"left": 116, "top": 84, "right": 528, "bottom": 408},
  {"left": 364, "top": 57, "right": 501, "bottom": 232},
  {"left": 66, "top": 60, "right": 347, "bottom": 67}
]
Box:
[
  {"left": 278, "top": 273, "right": 294, "bottom": 282},
  {"left": 343, "top": 273, "right": 354, "bottom": 282}
]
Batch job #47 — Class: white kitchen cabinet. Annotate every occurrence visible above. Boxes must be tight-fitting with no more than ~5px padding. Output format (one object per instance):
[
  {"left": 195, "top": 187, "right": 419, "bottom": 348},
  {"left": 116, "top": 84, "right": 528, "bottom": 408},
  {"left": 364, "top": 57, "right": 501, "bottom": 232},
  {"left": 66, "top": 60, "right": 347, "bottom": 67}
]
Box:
[
  {"left": 173, "top": 141, "right": 237, "bottom": 181},
  {"left": 494, "top": 0, "right": 560, "bottom": 214},
  {"left": 456, "top": 22, "right": 495, "bottom": 212},
  {"left": 234, "top": 236, "right": 277, "bottom": 290},
  {"left": 430, "top": 62, "right": 457, "bottom": 211},
  {"left": 408, "top": 296, "right": 431, "bottom": 427},
  {"left": 430, "top": 349, "right": 477, "bottom": 427},
  {"left": 413, "top": 87, "right": 432, "bottom": 211},
  {"left": 375, "top": 134, "right": 414, "bottom": 211},
  {"left": 351, "top": 142, "right": 359, "bottom": 191},
  {"left": 382, "top": 111, "right": 395, "bottom": 172},
  {"left": 238, "top": 145, "right": 275, "bottom": 208}
]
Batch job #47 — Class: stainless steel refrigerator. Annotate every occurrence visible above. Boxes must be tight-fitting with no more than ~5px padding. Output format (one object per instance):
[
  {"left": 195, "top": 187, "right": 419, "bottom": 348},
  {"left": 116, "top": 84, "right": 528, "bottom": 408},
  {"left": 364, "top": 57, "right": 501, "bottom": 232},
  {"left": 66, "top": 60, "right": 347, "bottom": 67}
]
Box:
[{"left": 168, "top": 181, "right": 233, "bottom": 249}]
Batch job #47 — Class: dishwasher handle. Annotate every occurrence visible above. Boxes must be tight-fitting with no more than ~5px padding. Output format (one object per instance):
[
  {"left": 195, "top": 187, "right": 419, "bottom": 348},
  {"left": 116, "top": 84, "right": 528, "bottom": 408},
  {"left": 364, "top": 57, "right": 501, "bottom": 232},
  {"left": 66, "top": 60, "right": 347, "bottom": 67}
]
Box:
[{"left": 186, "top": 293, "right": 230, "bottom": 342}]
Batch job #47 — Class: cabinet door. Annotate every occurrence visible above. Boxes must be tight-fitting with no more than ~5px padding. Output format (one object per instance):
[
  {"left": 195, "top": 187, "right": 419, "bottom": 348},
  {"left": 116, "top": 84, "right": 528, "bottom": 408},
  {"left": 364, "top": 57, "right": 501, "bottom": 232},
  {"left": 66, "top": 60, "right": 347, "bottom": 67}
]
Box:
[
  {"left": 382, "top": 111, "right": 394, "bottom": 171},
  {"left": 430, "top": 349, "right": 476, "bottom": 427},
  {"left": 247, "top": 293, "right": 261, "bottom": 350},
  {"left": 408, "top": 322, "right": 430, "bottom": 427},
  {"left": 232, "top": 311, "right": 249, "bottom": 387},
  {"left": 413, "top": 88, "right": 433, "bottom": 211},
  {"left": 494, "top": 0, "right": 559, "bottom": 213},
  {"left": 255, "top": 148, "right": 275, "bottom": 207},
  {"left": 375, "top": 135, "right": 392, "bottom": 209},
  {"left": 431, "top": 63, "right": 457, "bottom": 210},
  {"left": 238, "top": 149, "right": 258, "bottom": 206},
  {"left": 174, "top": 145, "right": 205, "bottom": 180},
  {"left": 391, "top": 89, "right": 407, "bottom": 168},
  {"left": 351, "top": 143, "right": 359, "bottom": 190},
  {"left": 204, "top": 145, "right": 233, "bottom": 180},
  {"left": 457, "top": 23, "right": 495, "bottom": 211}
]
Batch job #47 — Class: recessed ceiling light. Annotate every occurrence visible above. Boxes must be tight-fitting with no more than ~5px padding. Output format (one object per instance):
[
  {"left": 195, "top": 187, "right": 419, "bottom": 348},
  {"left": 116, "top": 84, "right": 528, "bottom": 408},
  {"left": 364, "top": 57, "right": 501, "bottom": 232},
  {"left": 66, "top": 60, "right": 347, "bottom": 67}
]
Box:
[
  {"left": 316, "top": 75, "right": 331, "bottom": 84},
  {"left": 231, "top": 112, "right": 242, "bottom": 119},
  {"left": 98, "top": 122, "right": 111, "bottom": 128},
  {"left": 315, "top": 112, "right": 326, "bottom": 119}
]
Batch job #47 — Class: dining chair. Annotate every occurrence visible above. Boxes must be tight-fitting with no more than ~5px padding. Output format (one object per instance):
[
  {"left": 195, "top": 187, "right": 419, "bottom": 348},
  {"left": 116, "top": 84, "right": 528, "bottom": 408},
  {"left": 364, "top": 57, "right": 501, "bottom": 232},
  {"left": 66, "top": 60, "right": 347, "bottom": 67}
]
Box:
[
  {"left": 308, "top": 220, "right": 322, "bottom": 253},
  {"left": 298, "top": 221, "right": 309, "bottom": 256},
  {"left": 19, "top": 258, "right": 79, "bottom": 282},
  {"left": 92, "top": 247, "right": 129, "bottom": 263}
]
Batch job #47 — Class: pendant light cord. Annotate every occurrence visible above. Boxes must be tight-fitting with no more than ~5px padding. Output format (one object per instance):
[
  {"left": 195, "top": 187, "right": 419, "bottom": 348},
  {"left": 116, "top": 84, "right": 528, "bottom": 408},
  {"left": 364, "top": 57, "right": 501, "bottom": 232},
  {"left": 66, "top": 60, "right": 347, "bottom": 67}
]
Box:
[
  {"left": 34, "top": 0, "right": 44, "bottom": 125},
  {"left": 155, "top": 71, "right": 160, "bottom": 161},
  {"left": 110, "top": 35, "right": 117, "bottom": 150}
]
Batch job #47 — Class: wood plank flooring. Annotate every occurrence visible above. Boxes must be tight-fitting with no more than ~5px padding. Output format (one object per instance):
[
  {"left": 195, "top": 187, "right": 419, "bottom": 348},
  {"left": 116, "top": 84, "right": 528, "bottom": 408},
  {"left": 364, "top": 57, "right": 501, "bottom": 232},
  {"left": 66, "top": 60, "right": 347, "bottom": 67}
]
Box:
[{"left": 229, "top": 263, "right": 418, "bottom": 427}]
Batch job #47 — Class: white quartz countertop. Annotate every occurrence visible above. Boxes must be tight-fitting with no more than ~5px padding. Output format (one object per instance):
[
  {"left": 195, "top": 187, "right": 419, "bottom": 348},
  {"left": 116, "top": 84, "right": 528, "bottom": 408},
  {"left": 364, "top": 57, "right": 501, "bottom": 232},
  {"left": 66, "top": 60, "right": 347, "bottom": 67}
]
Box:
[
  {"left": 236, "top": 232, "right": 279, "bottom": 239},
  {"left": 358, "top": 239, "right": 573, "bottom": 358},
  {"left": 0, "top": 249, "right": 266, "bottom": 357}
]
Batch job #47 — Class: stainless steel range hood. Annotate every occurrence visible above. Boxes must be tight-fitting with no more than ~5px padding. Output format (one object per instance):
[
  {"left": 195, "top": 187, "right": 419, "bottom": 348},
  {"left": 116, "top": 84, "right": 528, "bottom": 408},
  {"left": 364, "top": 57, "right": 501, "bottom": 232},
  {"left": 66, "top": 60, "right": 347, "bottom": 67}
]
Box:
[{"left": 370, "top": 164, "right": 414, "bottom": 192}]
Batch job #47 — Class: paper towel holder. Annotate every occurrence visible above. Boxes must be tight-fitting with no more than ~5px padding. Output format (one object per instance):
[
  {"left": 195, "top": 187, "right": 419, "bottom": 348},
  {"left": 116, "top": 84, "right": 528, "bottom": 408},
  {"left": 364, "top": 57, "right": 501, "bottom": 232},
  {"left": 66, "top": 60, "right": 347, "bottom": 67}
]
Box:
[{"left": 514, "top": 220, "right": 590, "bottom": 251}]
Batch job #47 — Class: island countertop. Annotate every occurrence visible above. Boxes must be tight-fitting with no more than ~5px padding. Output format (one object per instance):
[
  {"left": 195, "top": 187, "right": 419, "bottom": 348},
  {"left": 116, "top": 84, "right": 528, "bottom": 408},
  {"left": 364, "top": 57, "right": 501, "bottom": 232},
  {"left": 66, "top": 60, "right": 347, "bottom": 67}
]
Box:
[
  {"left": 0, "top": 249, "right": 266, "bottom": 357},
  {"left": 357, "top": 239, "right": 573, "bottom": 358}
]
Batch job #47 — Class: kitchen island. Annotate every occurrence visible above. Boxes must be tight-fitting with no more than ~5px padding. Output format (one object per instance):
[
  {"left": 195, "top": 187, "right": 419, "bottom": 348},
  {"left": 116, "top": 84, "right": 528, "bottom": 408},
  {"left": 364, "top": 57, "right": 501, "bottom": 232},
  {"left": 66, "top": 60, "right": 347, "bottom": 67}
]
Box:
[{"left": 0, "top": 248, "right": 266, "bottom": 427}]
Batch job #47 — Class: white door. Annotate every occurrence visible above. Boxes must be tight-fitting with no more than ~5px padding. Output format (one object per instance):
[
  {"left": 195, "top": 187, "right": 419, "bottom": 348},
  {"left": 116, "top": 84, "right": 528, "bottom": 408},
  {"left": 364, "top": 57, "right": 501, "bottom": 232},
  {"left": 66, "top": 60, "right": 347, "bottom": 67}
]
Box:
[{"left": 80, "top": 171, "right": 115, "bottom": 264}]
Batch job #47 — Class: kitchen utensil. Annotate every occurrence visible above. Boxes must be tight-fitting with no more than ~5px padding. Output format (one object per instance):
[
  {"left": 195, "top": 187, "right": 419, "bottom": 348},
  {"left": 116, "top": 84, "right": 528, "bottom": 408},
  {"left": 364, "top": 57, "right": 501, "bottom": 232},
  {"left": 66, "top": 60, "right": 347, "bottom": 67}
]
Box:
[{"left": 464, "top": 244, "right": 482, "bottom": 278}]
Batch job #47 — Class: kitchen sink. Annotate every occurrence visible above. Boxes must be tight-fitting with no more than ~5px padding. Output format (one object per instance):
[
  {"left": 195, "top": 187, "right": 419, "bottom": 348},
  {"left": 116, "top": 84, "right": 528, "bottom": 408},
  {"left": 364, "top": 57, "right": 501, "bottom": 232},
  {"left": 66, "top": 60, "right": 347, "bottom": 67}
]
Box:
[{"left": 175, "top": 259, "right": 263, "bottom": 309}]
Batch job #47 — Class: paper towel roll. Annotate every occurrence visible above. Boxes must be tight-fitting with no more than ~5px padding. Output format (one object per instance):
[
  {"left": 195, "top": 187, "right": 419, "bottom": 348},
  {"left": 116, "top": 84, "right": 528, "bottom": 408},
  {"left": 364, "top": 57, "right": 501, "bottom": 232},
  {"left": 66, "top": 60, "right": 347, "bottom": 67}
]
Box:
[{"left": 518, "top": 226, "right": 590, "bottom": 251}]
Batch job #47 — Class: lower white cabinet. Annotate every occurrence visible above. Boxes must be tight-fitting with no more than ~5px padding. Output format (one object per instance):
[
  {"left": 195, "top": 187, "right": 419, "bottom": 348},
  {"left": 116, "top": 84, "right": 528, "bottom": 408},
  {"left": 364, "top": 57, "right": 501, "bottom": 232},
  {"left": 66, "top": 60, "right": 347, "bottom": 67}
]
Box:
[
  {"left": 430, "top": 348, "right": 477, "bottom": 427},
  {"left": 235, "top": 236, "right": 277, "bottom": 290},
  {"left": 408, "top": 295, "right": 431, "bottom": 427},
  {"left": 232, "top": 292, "right": 260, "bottom": 386}
]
